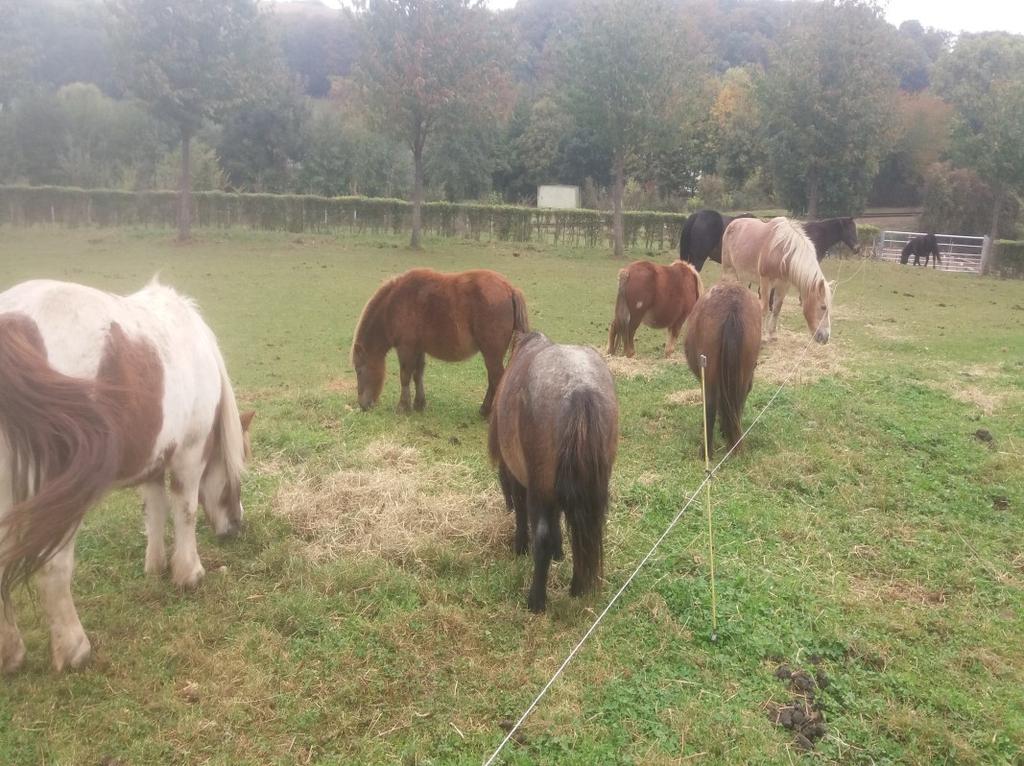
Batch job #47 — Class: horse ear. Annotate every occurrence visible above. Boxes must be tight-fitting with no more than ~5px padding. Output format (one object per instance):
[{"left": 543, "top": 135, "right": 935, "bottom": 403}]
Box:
[{"left": 239, "top": 410, "right": 255, "bottom": 432}]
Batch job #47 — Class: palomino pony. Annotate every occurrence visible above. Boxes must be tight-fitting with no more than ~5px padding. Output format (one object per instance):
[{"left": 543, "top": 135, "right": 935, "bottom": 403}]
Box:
[
  {"left": 678, "top": 209, "right": 757, "bottom": 272},
  {"left": 900, "top": 233, "right": 941, "bottom": 267},
  {"left": 352, "top": 269, "right": 528, "bottom": 416},
  {"left": 0, "top": 279, "right": 252, "bottom": 673},
  {"left": 489, "top": 332, "right": 618, "bottom": 613},
  {"left": 684, "top": 284, "right": 762, "bottom": 457},
  {"left": 606, "top": 259, "right": 703, "bottom": 358},
  {"left": 721, "top": 217, "right": 833, "bottom": 344}
]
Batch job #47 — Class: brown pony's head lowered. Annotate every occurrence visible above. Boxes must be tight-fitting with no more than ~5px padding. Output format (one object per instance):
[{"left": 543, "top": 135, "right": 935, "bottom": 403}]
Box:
[{"left": 352, "top": 340, "right": 386, "bottom": 411}]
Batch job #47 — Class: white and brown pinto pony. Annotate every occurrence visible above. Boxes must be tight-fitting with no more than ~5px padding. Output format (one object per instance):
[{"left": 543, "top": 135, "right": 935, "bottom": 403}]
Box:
[
  {"left": 0, "top": 279, "right": 252, "bottom": 673},
  {"left": 721, "top": 217, "right": 833, "bottom": 344}
]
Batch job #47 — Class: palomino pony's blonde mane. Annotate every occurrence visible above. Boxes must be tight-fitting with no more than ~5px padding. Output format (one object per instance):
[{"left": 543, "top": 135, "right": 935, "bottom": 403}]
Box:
[{"left": 769, "top": 217, "right": 830, "bottom": 308}]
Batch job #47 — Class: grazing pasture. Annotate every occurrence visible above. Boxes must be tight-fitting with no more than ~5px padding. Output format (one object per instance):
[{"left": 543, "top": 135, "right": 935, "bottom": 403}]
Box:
[{"left": 0, "top": 227, "right": 1022, "bottom": 764}]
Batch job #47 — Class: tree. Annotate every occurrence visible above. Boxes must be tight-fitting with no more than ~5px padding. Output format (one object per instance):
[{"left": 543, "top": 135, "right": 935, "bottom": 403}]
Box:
[
  {"left": 760, "top": 1, "right": 896, "bottom": 218},
  {"left": 711, "top": 67, "right": 766, "bottom": 190},
  {"left": 933, "top": 33, "right": 1024, "bottom": 268},
  {"left": 870, "top": 92, "right": 953, "bottom": 206},
  {"left": 110, "top": 0, "right": 277, "bottom": 240},
  {"left": 355, "top": 0, "right": 512, "bottom": 249},
  {"left": 556, "top": 0, "right": 698, "bottom": 256}
]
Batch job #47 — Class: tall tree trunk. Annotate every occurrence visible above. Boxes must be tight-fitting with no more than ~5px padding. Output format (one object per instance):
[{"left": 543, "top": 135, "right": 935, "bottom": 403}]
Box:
[
  {"left": 178, "top": 126, "right": 192, "bottom": 242},
  {"left": 611, "top": 153, "right": 625, "bottom": 258},
  {"left": 807, "top": 169, "right": 820, "bottom": 220},
  {"left": 985, "top": 188, "right": 1002, "bottom": 274},
  {"left": 411, "top": 138, "right": 424, "bottom": 250}
]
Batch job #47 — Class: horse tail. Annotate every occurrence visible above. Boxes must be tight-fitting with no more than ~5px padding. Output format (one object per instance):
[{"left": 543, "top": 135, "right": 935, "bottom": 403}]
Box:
[
  {"left": 607, "top": 268, "right": 631, "bottom": 355},
  {"left": 556, "top": 390, "right": 611, "bottom": 597},
  {"left": 0, "top": 316, "right": 121, "bottom": 601},
  {"left": 717, "top": 309, "right": 746, "bottom": 448},
  {"left": 505, "top": 287, "right": 531, "bottom": 360}
]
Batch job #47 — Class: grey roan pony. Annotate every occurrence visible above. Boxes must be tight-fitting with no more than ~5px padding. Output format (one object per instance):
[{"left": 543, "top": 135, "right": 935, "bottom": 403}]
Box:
[{"left": 488, "top": 332, "right": 619, "bottom": 613}]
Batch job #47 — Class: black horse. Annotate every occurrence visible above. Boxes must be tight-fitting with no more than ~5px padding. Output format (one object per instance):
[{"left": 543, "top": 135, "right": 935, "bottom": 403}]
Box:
[
  {"left": 900, "top": 233, "right": 941, "bottom": 267},
  {"left": 803, "top": 217, "right": 861, "bottom": 261},
  {"left": 679, "top": 209, "right": 755, "bottom": 272}
]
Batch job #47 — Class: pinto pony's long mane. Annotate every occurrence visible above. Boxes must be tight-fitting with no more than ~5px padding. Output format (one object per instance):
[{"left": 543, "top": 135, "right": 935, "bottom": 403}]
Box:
[{"left": 770, "top": 217, "right": 831, "bottom": 309}]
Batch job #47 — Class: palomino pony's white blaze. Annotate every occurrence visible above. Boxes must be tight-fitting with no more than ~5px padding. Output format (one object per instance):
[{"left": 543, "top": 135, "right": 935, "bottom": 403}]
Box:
[
  {"left": 721, "top": 216, "right": 833, "bottom": 344},
  {"left": 0, "top": 279, "right": 251, "bottom": 673}
]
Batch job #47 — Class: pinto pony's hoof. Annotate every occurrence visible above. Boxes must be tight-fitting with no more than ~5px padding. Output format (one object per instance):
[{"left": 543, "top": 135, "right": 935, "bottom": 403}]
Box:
[{"left": 171, "top": 559, "right": 206, "bottom": 590}]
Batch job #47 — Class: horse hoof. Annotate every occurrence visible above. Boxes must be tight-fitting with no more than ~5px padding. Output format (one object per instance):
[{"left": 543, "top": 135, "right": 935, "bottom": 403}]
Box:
[
  {"left": 52, "top": 632, "right": 91, "bottom": 673},
  {"left": 513, "top": 540, "right": 529, "bottom": 556},
  {"left": 396, "top": 401, "right": 411, "bottom": 414},
  {"left": 172, "top": 560, "right": 206, "bottom": 590},
  {"left": 526, "top": 593, "right": 546, "bottom": 614},
  {"left": 0, "top": 635, "right": 26, "bottom": 675},
  {"left": 413, "top": 399, "right": 425, "bottom": 412}
]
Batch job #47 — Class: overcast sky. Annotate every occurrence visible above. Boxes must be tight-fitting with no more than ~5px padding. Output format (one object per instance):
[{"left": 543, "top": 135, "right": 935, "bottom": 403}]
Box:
[{"left": 445, "top": 0, "right": 1024, "bottom": 36}]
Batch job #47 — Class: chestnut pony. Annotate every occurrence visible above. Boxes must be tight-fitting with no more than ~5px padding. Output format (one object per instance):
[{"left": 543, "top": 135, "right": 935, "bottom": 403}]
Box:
[
  {"left": 606, "top": 260, "right": 703, "bottom": 358},
  {"left": 352, "top": 269, "right": 528, "bottom": 416},
  {"left": 0, "top": 279, "right": 252, "bottom": 673},
  {"left": 684, "top": 283, "right": 762, "bottom": 457},
  {"left": 489, "top": 332, "right": 618, "bottom": 613},
  {"left": 721, "top": 216, "right": 833, "bottom": 344}
]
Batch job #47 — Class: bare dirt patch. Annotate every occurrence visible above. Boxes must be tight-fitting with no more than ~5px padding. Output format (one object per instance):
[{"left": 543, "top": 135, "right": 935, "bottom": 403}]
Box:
[
  {"left": 272, "top": 439, "right": 510, "bottom": 562},
  {"left": 756, "top": 328, "right": 845, "bottom": 386}
]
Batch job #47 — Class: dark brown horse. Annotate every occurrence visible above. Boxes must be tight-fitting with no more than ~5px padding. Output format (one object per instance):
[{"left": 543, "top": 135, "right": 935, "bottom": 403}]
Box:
[
  {"left": 900, "top": 233, "right": 941, "bottom": 267},
  {"left": 351, "top": 269, "right": 529, "bottom": 416},
  {"left": 684, "top": 283, "right": 762, "bottom": 457},
  {"left": 803, "top": 217, "right": 860, "bottom": 261},
  {"left": 489, "top": 332, "right": 618, "bottom": 613},
  {"left": 606, "top": 260, "right": 703, "bottom": 358},
  {"left": 679, "top": 209, "right": 757, "bottom": 272}
]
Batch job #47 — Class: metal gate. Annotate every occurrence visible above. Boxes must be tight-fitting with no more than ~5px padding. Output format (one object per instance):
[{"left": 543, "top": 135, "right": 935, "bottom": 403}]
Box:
[{"left": 878, "top": 230, "right": 987, "bottom": 274}]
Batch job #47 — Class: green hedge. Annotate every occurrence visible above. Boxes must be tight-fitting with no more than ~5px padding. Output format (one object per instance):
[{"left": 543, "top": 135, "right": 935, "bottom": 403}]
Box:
[
  {"left": 993, "top": 240, "right": 1024, "bottom": 279},
  {"left": 0, "top": 185, "right": 887, "bottom": 255}
]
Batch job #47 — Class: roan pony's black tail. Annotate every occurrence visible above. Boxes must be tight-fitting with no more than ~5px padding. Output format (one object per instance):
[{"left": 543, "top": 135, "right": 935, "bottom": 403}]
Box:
[
  {"left": 717, "top": 309, "right": 746, "bottom": 448},
  {"left": 555, "top": 390, "right": 611, "bottom": 598}
]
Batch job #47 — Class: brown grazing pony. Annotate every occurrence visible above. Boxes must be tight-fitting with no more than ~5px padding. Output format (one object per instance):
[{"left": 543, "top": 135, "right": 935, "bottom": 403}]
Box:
[
  {"left": 606, "top": 260, "right": 703, "bottom": 358},
  {"left": 489, "top": 332, "right": 618, "bottom": 613},
  {"left": 684, "top": 283, "right": 762, "bottom": 457},
  {"left": 351, "top": 268, "right": 529, "bottom": 416}
]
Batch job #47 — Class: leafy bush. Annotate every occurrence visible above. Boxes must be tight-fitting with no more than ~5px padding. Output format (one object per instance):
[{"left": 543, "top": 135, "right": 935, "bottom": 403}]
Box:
[{"left": 993, "top": 240, "right": 1024, "bottom": 279}]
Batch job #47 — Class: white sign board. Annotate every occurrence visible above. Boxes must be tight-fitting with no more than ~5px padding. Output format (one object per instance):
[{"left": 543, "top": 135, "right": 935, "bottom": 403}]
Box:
[{"left": 537, "top": 185, "right": 580, "bottom": 209}]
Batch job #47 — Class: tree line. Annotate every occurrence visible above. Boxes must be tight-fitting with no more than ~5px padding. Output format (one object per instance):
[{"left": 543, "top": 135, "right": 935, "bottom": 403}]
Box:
[{"left": 0, "top": 0, "right": 1022, "bottom": 251}]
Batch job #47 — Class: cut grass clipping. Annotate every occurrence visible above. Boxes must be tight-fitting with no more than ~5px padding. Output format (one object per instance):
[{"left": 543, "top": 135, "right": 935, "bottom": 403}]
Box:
[{"left": 273, "top": 439, "right": 510, "bottom": 562}]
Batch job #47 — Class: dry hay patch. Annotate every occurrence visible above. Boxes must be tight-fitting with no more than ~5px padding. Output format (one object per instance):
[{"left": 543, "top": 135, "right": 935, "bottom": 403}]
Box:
[
  {"left": 600, "top": 348, "right": 684, "bottom": 381},
  {"left": 756, "top": 328, "right": 845, "bottom": 386},
  {"left": 272, "top": 439, "right": 509, "bottom": 562}
]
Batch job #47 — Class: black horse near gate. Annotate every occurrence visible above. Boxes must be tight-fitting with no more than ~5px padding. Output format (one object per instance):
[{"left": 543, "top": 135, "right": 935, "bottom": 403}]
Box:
[
  {"left": 900, "top": 233, "right": 941, "bottom": 267},
  {"left": 803, "top": 217, "right": 861, "bottom": 260}
]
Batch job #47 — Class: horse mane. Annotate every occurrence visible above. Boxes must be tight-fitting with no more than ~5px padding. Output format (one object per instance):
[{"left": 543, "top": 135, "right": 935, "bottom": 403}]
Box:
[
  {"left": 770, "top": 217, "right": 828, "bottom": 304},
  {"left": 351, "top": 274, "right": 400, "bottom": 363},
  {"left": 676, "top": 259, "right": 704, "bottom": 297}
]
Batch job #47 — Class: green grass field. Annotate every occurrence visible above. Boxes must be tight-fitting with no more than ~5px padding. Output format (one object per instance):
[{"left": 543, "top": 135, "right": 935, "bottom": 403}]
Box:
[{"left": 0, "top": 226, "right": 1022, "bottom": 765}]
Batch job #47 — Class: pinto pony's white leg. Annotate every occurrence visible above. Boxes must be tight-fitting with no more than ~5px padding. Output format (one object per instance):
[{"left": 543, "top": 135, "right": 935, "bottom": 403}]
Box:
[
  {"left": 169, "top": 451, "right": 205, "bottom": 589},
  {"left": 36, "top": 535, "right": 91, "bottom": 672},
  {"left": 141, "top": 480, "right": 170, "bottom": 576}
]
